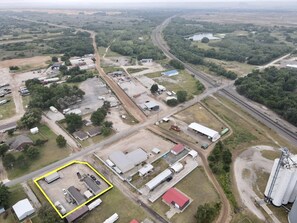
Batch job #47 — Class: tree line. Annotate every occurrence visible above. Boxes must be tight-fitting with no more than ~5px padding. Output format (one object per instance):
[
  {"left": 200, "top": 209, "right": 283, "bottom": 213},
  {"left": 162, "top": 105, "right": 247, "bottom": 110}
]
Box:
[{"left": 235, "top": 67, "right": 297, "bottom": 126}]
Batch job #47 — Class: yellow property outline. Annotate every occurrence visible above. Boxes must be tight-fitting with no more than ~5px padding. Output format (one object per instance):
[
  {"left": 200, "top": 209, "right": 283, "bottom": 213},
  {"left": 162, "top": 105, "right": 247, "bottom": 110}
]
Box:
[{"left": 34, "top": 160, "right": 113, "bottom": 219}]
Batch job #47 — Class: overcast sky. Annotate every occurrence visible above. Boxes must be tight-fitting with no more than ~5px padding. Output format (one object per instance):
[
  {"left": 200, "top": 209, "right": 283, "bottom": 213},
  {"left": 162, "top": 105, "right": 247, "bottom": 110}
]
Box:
[{"left": 0, "top": 0, "right": 296, "bottom": 9}]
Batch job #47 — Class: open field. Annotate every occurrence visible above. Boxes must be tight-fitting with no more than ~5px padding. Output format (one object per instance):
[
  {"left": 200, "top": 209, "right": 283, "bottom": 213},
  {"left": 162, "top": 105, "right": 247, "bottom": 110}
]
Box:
[
  {"left": 78, "top": 187, "right": 149, "bottom": 223},
  {"left": 146, "top": 70, "right": 203, "bottom": 99},
  {"left": 7, "top": 124, "right": 71, "bottom": 179},
  {"left": 8, "top": 184, "right": 27, "bottom": 207},
  {"left": 174, "top": 103, "right": 224, "bottom": 131},
  {"left": 0, "top": 56, "right": 51, "bottom": 69},
  {"left": 151, "top": 167, "right": 219, "bottom": 223},
  {"left": 0, "top": 98, "right": 16, "bottom": 120}
]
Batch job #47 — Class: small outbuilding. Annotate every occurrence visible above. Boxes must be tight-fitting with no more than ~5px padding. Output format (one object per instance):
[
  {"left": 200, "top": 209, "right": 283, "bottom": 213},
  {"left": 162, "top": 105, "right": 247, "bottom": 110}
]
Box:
[
  {"left": 162, "top": 70, "right": 179, "bottom": 77},
  {"left": 144, "top": 101, "right": 159, "bottom": 111},
  {"left": 152, "top": 148, "right": 161, "bottom": 154},
  {"left": 30, "top": 127, "right": 39, "bottom": 135},
  {"left": 12, "top": 199, "right": 35, "bottom": 221},
  {"left": 138, "top": 164, "right": 154, "bottom": 176},
  {"left": 67, "top": 186, "right": 86, "bottom": 205},
  {"left": 145, "top": 169, "right": 173, "bottom": 191},
  {"left": 66, "top": 205, "right": 89, "bottom": 223},
  {"left": 188, "top": 150, "right": 198, "bottom": 159},
  {"left": 171, "top": 143, "right": 185, "bottom": 156},
  {"left": 45, "top": 172, "right": 60, "bottom": 184},
  {"left": 73, "top": 131, "right": 89, "bottom": 141},
  {"left": 170, "top": 162, "right": 184, "bottom": 173},
  {"left": 162, "top": 188, "right": 190, "bottom": 210}
]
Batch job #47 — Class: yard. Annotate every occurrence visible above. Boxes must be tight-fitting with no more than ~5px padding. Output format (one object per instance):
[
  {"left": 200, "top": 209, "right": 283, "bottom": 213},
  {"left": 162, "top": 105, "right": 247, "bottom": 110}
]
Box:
[
  {"left": 151, "top": 167, "right": 219, "bottom": 223},
  {"left": 0, "top": 97, "right": 15, "bottom": 120},
  {"left": 145, "top": 70, "right": 204, "bottom": 99},
  {"left": 7, "top": 124, "right": 71, "bottom": 179},
  {"left": 78, "top": 187, "right": 149, "bottom": 223},
  {"left": 174, "top": 103, "right": 225, "bottom": 131}
]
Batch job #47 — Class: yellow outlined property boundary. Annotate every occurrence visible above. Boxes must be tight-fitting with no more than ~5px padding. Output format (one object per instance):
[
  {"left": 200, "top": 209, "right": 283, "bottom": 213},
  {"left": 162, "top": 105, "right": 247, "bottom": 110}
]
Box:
[{"left": 34, "top": 160, "right": 113, "bottom": 219}]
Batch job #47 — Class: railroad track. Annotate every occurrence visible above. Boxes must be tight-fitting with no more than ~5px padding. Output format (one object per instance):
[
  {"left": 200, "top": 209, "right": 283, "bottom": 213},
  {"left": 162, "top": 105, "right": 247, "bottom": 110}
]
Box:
[{"left": 152, "top": 16, "right": 297, "bottom": 146}]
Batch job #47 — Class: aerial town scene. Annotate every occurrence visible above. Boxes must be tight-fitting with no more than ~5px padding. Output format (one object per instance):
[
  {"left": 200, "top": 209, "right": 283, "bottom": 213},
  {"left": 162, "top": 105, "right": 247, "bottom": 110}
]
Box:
[{"left": 0, "top": 0, "right": 297, "bottom": 223}]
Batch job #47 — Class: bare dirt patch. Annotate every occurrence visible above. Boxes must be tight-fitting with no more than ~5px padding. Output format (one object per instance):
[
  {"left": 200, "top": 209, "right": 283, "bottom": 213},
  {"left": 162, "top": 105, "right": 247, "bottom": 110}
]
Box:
[{"left": 0, "top": 56, "right": 51, "bottom": 69}]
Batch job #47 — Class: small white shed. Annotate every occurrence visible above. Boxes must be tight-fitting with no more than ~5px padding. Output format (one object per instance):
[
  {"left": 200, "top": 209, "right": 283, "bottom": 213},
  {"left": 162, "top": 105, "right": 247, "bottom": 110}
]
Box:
[
  {"left": 12, "top": 199, "right": 35, "bottom": 221},
  {"left": 30, "top": 127, "right": 39, "bottom": 134}
]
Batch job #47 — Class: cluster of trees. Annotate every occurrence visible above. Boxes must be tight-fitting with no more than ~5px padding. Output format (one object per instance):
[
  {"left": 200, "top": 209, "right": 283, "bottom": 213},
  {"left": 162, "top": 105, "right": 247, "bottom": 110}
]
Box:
[
  {"left": 2, "top": 143, "right": 43, "bottom": 171},
  {"left": 65, "top": 113, "right": 83, "bottom": 133},
  {"left": 205, "top": 62, "right": 237, "bottom": 80},
  {"left": 0, "top": 183, "right": 10, "bottom": 209},
  {"left": 60, "top": 66, "right": 94, "bottom": 83},
  {"left": 169, "top": 59, "right": 185, "bottom": 70},
  {"left": 56, "top": 135, "right": 67, "bottom": 148},
  {"left": 9, "top": 66, "right": 19, "bottom": 71},
  {"left": 44, "top": 32, "right": 93, "bottom": 57},
  {"left": 25, "top": 79, "right": 84, "bottom": 110},
  {"left": 163, "top": 17, "right": 293, "bottom": 78},
  {"left": 235, "top": 67, "right": 297, "bottom": 126},
  {"left": 196, "top": 202, "right": 221, "bottom": 223},
  {"left": 166, "top": 90, "right": 188, "bottom": 106},
  {"left": 19, "top": 108, "right": 42, "bottom": 129},
  {"left": 91, "top": 102, "right": 113, "bottom": 136},
  {"left": 38, "top": 205, "right": 64, "bottom": 223},
  {"left": 208, "top": 141, "right": 232, "bottom": 174}
]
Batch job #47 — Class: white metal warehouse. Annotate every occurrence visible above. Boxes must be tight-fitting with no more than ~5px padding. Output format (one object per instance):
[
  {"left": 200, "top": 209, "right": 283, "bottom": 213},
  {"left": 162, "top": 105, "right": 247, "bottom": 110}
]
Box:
[
  {"left": 12, "top": 199, "right": 35, "bottom": 221},
  {"left": 145, "top": 169, "right": 173, "bottom": 191},
  {"left": 188, "top": 122, "right": 221, "bottom": 142}
]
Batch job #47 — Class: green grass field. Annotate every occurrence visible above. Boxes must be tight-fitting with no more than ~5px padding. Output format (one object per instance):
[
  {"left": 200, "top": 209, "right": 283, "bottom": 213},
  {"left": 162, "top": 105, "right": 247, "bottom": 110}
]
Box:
[
  {"left": 146, "top": 70, "right": 204, "bottom": 99},
  {"left": 0, "top": 97, "right": 15, "bottom": 120},
  {"left": 127, "top": 68, "right": 148, "bottom": 74},
  {"left": 7, "top": 124, "right": 70, "bottom": 179},
  {"left": 78, "top": 187, "right": 149, "bottom": 223},
  {"left": 151, "top": 167, "right": 219, "bottom": 223}
]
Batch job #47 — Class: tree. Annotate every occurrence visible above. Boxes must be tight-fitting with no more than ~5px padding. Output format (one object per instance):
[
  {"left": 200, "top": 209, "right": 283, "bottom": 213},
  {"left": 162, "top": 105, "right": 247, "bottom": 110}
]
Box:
[
  {"left": 196, "top": 202, "right": 221, "bottom": 223},
  {"left": 201, "top": 37, "right": 210, "bottom": 43},
  {"left": 150, "top": 84, "right": 159, "bottom": 94},
  {"left": 2, "top": 153, "right": 16, "bottom": 169},
  {"left": 169, "top": 59, "right": 185, "bottom": 70},
  {"left": 91, "top": 110, "right": 106, "bottom": 126},
  {"left": 16, "top": 154, "right": 29, "bottom": 169},
  {"left": 102, "top": 126, "right": 112, "bottom": 136},
  {"left": 103, "top": 121, "right": 113, "bottom": 128},
  {"left": 0, "top": 183, "right": 10, "bottom": 208},
  {"left": 65, "top": 114, "right": 83, "bottom": 133},
  {"left": 56, "top": 135, "right": 67, "bottom": 148},
  {"left": 166, "top": 98, "right": 178, "bottom": 107},
  {"left": 0, "top": 144, "right": 9, "bottom": 157},
  {"left": 176, "top": 91, "right": 187, "bottom": 103},
  {"left": 19, "top": 108, "right": 42, "bottom": 129},
  {"left": 51, "top": 56, "right": 58, "bottom": 62},
  {"left": 24, "top": 147, "right": 40, "bottom": 160},
  {"left": 38, "top": 205, "right": 64, "bottom": 223}
]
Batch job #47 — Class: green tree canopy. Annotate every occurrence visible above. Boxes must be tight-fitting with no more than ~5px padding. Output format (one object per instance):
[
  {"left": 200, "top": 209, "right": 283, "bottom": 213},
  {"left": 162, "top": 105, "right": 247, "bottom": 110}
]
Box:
[
  {"left": 150, "top": 84, "right": 159, "bottom": 94},
  {"left": 19, "top": 108, "right": 42, "bottom": 129},
  {"left": 65, "top": 114, "right": 83, "bottom": 133},
  {"left": 56, "top": 135, "right": 67, "bottom": 148},
  {"left": 0, "top": 183, "right": 10, "bottom": 208},
  {"left": 176, "top": 90, "right": 188, "bottom": 103}
]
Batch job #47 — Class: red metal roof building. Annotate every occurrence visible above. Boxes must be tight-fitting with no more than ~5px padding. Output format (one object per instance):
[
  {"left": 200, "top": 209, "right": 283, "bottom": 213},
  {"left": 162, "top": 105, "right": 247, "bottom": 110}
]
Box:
[
  {"left": 130, "top": 220, "right": 139, "bottom": 223},
  {"left": 170, "top": 143, "right": 185, "bottom": 155},
  {"left": 162, "top": 188, "right": 190, "bottom": 210}
]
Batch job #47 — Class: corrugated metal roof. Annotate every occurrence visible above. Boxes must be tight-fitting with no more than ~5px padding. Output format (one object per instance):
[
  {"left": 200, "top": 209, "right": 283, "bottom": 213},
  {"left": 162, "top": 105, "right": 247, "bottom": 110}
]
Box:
[
  {"left": 162, "top": 188, "right": 189, "bottom": 208},
  {"left": 45, "top": 172, "right": 60, "bottom": 183},
  {"left": 171, "top": 143, "right": 184, "bottom": 155},
  {"left": 66, "top": 205, "right": 88, "bottom": 222},
  {"left": 12, "top": 199, "right": 35, "bottom": 221},
  {"left": 67, "top": 186, "right": 86, "bottom": 205},
  {"left": 161, "top": 70, "right": 179, "bottom": 76},
  {"left": 188, "top": 122, "right": 219, "bottom": 138},
  {"left": 138, "top": 164, "right": 154, "bottom": 176},
  {"left": 145, "top": 169, "right": 173, "bottom": 190},
  {"left": 83, "top": 177, "right": 100, "bottom": 194}
]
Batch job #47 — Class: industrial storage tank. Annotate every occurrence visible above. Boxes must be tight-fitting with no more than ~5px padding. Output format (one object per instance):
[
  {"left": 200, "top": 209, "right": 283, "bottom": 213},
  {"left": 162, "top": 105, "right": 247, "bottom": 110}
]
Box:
[{"left": 289, "top": 198, "right": 297, "bottom": 223}]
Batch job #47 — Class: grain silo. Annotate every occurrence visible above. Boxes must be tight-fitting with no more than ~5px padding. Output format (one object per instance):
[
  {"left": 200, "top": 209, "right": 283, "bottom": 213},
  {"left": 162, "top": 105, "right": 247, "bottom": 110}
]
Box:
[{"left": 264, "top": 148, "right": 297, "bottom": 206}]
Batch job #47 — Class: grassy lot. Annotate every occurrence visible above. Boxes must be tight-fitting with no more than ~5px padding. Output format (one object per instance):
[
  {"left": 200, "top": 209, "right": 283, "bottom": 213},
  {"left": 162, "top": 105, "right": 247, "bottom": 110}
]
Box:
[
  {"left": 151, "top": 167, "right": 219, "bottom": 223},
  {"left": 146, "top": 70, "right": 204, "bottom": 99},
  {"left": 0, "top": 210, "right": 18, "bottom": 223},
  {"left": 8, "top": 184, "right": 27, "bottom": 207},
  {"left": 131, "top": 158, "right": 169, "bottom": 188},
  {"left": 205, "top": 58, "right": 255, "bottom": 76},
  {"left": 7, "top": 124, "right": 70, "bottom": 179},
  {"left": 127, "top": 67, "right": 148, "bottom": 74},
  {"left": 28, "top": 180, "right": 47, "bottom": 205},
  {"left": 102, "top": 66, "right": 125, "bottom": 74},
  {"left": 77, "top": 187, "right": 149, "bottom": 223},
  {"left": 98, "top": 47, "right": 107, "bottom": 55},
  {"left": 260, "top": 150, "right": 280, "bottom": 160},
  {"left": 80, "top": 129, "right": 115, "bottom": 148},
  {"left": 174, "top": 103, "right": 225, "bottom": 131},
  {"left": 21, "top": 95, "right": 31, "bottom": 108},
  {"left": 204, "top": 95, "right": 296, "bottom": 222},
  {"left": 0, "top": 97, "right": 15, "bottom": 120}
]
